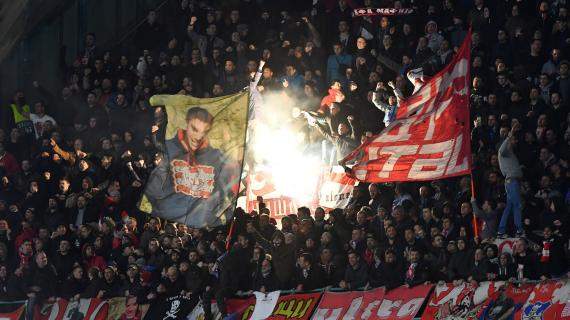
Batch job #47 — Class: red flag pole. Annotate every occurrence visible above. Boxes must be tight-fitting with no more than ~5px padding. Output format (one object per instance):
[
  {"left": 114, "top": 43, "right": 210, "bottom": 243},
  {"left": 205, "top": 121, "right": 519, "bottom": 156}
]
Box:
[
  {"left": 225, "top": 217, "right": 236, "bottom": 251},
  {"left": 470, "top": 173, "right": 479, "bottom": 239}
]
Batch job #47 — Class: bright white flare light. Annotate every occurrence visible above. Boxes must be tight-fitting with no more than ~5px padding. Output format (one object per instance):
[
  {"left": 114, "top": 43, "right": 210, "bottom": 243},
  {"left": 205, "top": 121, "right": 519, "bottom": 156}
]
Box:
[{"left": 250, "top": 94, "right": 322, "bottom": 205}]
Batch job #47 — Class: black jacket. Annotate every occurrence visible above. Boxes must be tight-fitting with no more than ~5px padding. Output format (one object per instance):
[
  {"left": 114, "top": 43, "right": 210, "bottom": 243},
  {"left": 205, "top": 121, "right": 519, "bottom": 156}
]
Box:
[
  {"left": 52, "top": 251, "right": 79, "bottom": 283},
  {"left": 251, "top": 268, "right": 279, "bottom": 292},
  {"left": 470, "top": 259, "right": 490, "bottom": 282},
  {"left": 370, "top": 260, "right": 404, "bottom": 290},
  {"left": 404, "top": 260, "right": 430, "bottom": 287},
  {"left": 26, "top": 264, "right": 58, "bottom": 300},
  {"left": 497, "top": 263, "right": 517, "bottom": 281},
  {"left": 294, "top": 266, "right": 325, "bottom": 291},
  {"left": 448, "top": 250, "right": 473, "bottom": 280},
  {"left": 160, "top": 277, "right": 186, "bottom": 297},
  {"left": 526, "top": 233, "right": 567, "bottom": 278},
  {"left": 61, "top": 277, "right": 88, "bottom": 299},
  {"left": 184, "top": 264, "right": 208, "bottom": 294},
  {"left": 344, "top": 262, "right": 369, "bottom": 289},
  {"left": 254, "top": 231, "right": 297, "bottom": 288},
  {"left": 319, "top": 262, "right": 343, "bottom": 287},
  {"left": 98, "top": 278, "right": 124, "bottom": 299},
  {"left": 513, "top": 251, "right": 540, "bottom": 280}
]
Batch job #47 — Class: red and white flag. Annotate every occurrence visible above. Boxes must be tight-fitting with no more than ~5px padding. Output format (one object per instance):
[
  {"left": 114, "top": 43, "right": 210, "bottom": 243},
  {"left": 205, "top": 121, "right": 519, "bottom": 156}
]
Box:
[
  {"left": 0, "top": 304, "right": 24, "bottom": 320},
  {"left": 342, "top": 32, "right": 472, "bottom": 183},
  {"left": 317, "top": 165, "right": 356, "bottom": 209}
]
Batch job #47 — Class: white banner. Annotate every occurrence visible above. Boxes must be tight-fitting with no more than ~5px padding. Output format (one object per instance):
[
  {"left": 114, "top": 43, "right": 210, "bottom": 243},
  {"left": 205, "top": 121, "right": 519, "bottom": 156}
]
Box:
[
  {"left": 251, "top": 291, "right": 281, "bottom": 320},
  {"left": 318, "top": 166, "right": 356, "bottom": 209}
]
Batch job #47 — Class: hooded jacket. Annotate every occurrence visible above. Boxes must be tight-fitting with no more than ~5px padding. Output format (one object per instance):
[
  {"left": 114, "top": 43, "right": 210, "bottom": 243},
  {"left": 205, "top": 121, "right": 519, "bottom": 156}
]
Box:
[{"left": 145, "top": 130, "right": 238, "bottom": 227}]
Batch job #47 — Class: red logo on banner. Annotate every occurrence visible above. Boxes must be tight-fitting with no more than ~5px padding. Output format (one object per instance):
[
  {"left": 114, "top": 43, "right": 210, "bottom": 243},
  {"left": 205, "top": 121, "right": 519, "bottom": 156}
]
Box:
[
  {"left": 171, "top": 160, "right": 215, "bottom": 198},
  {"left": 343, "top": 32, "right": 472, "bottom": 183}
]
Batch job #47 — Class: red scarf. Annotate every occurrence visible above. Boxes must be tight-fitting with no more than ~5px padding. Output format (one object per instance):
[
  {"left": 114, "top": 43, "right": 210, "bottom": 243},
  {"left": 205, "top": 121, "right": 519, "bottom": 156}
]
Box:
[
  {"left": 541, "top": 240, "right": 551, "bottom": 262},
  {"left": 406, "top": 263, "right": 416, "bottom": 280},
  {"left": 18, "top": 250, "right": 32, "bottom": 269}
]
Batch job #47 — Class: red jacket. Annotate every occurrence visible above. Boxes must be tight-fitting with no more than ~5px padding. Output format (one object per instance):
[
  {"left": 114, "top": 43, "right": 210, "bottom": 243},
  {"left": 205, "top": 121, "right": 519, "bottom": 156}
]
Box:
[
  {"left": 84, "top": 255, "right": 107, "bottom": 271},
  {"left": 0, "top": 152, "right": 20, "bottom": 176},
  {"left": 320, "top": 88, "right": 342, "bottom": 112}
]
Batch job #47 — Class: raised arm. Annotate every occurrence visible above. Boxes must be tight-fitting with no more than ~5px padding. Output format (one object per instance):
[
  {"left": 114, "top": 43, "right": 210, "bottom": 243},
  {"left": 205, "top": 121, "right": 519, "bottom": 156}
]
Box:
[
  {"left": 498, "top": 135, "right": 512, "bottom": 157},
  {"left": 187, "top": 16, "right": 206, "bottom": 56},
  {"left": 372, "top": 82, "right": 391, "bottom": 112},
  {"left": 389, "top": 81, "right": 404, "bottom": 103},
  {"left": 347, "top": 115, "right": 357, "bottom": 140},
  {"left": 315, "top": 121, "right": 334, "bottom": 142},
  {"left": 150, "top": 105, "right": 167, "bottom": 154},
  {"left": 50, "top": 139, "right": 76, "bottom": 165},
  {"left": 470, "top": 197, "right": 488, "bottom": 220},
  {"left": 303, "top": 17, "right": 322, "bottom": 48}
]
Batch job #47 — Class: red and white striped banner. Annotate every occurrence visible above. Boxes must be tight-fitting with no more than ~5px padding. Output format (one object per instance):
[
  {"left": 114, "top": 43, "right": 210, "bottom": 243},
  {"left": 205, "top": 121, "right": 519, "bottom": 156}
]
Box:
[
  {"left": 317, "top": 166, "right": 356, "bottom": 209},
  {"left": 343, "top": 32, "right": 472, "bottom": 183}
]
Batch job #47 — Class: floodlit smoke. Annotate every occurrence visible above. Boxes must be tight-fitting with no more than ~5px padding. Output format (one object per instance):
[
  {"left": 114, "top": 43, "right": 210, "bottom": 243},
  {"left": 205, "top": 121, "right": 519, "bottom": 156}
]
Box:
[{"left": 248, "top": 92, "right": 322, "bottom": 205}]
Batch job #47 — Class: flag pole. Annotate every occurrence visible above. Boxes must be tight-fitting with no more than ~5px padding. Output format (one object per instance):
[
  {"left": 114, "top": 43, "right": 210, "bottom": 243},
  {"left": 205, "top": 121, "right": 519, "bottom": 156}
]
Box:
[
  {"left": 227, "top": 89, "right": 252, "bottom": 249},
  {"left": 470, "top": 172, "right": 479, "bottom": 239},
  {"left": 226, "top": 216, "right": 236, "bottom": 251},
  {"left": 466, "top": 28, "right": 478, "bottom": 239}
]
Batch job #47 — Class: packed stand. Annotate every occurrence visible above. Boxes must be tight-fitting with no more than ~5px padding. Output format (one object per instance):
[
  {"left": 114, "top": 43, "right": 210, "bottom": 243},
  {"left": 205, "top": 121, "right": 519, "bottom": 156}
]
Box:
[{"left": 0, "top": 0, "right": 569, "bottom": 318}]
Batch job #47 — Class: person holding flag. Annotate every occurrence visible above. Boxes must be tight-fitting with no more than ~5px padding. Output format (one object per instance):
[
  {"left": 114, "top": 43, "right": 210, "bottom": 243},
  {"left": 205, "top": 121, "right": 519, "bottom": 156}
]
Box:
[{"left": 371, "top": 80, "right": 402, "bottom": 128}]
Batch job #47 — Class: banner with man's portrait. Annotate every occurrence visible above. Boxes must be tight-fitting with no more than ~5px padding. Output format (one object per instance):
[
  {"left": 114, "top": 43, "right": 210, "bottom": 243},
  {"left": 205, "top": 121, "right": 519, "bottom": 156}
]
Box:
[{"left": 141, "top": 92, "right": 248, "bottom": 228}]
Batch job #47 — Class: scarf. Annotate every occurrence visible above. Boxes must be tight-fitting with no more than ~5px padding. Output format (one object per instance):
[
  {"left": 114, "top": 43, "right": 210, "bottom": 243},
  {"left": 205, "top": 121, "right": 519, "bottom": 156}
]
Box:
[
  {"left": 541, "top": 240, "right": 551, "bottom": 263},
  {"left": 18, "top": 250, "right": 32, "bottom": 269},
  {"left": 406, "top": 263, "right": 417, "bottom": 280}
]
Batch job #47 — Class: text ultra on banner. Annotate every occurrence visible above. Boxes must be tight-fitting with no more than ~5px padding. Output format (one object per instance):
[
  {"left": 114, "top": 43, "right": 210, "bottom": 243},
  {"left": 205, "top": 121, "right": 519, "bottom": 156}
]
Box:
[
  {"left": 343, "top": 32, "right": 472, "bottom": 183},
  {"left": 312, "top": 285, "right": 431, "bottom": 320}
]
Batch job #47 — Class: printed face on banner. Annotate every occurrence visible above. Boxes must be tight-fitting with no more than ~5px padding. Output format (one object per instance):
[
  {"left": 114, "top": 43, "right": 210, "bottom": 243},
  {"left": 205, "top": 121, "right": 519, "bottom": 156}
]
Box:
[{"left": 143, "top": 93, "right": 249, "bottom": 228}]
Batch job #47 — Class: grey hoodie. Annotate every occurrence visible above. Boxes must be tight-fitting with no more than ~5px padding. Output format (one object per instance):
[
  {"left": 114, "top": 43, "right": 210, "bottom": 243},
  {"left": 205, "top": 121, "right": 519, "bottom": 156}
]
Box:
[{"left": 498, "top": 137, "right": 523, "bottom": 180}]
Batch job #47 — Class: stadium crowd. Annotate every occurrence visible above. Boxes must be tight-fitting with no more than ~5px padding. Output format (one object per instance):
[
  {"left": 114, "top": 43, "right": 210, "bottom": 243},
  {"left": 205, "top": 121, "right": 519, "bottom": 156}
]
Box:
[{"left": 0, "top": 0, "right": 569, "bottom": 318}]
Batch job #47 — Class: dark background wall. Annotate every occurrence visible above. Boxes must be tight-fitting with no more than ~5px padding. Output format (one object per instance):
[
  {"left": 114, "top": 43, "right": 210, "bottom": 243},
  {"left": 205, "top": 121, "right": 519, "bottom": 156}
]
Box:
[{"left": 0, "top": 0, "right": 164, "bottom": 103}]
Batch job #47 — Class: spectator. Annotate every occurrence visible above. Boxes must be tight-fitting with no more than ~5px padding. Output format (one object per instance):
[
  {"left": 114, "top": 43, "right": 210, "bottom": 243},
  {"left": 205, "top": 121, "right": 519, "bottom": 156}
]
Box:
[
  {"left": 0, "top": 143, "right": 19, "bottom": 176},
  {"left": 497, "top": 126, "right": 524, "bottom": 238},
  {"left": 404, "top": 247, "right": 430, "bottom": 287},
  {"left": 339, "top": 251, "right": 368, "bottom": 290},
  {"left": 0, "top": 1, "right": 567, "bottom": 313},
  {"left": 471, "top": 197, "right": 498, "bottom": 240},
  {"left": 327, "top": 43, "right": 354, "bottom": 84},
  {"left": 294, "top": 253, "right": 324, "bottom": 291}
]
